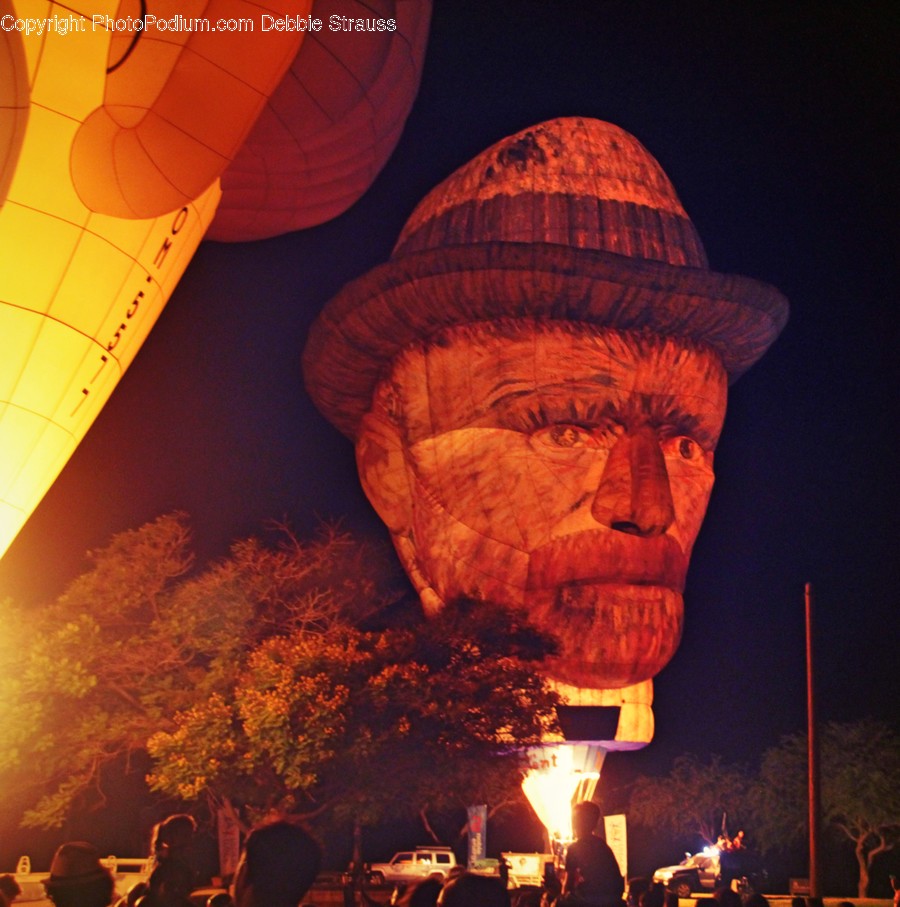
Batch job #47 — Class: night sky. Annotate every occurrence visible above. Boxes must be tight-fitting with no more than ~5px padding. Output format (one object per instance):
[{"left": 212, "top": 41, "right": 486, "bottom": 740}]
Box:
[{"left": 1, "top": 2, "right": 897, "bottom": 789}]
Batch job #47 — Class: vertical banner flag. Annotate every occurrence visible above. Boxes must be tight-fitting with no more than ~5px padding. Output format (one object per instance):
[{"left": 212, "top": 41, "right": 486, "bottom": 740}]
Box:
[
  {"left": 604, "top": 814, "right": 628, "bottom": 880},
  {"left": 467, "top": 804, "right": 487, "bottom": 868}
]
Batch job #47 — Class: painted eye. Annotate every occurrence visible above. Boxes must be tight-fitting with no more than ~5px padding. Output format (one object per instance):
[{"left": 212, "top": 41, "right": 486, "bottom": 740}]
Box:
[
  {"left": 663, "top": 435, "right": 705, "bottom": 461},
  {"left": 533, "top": 423, "right": 595, "bottom": 448}
]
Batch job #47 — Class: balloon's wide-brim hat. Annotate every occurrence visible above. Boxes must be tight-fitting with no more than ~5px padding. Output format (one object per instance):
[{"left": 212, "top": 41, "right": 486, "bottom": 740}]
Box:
[{"left": 304, "top": 117, "right": 789, "bottom": 438}]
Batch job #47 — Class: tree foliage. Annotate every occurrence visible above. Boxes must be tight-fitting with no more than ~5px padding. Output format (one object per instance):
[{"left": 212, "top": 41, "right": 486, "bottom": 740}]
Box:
[
  {"left": 751, "top": 718, "right": 900, "bottom": 896},
  {"left": 148, "top": 602, "right": 559, "bottom": 830},
  {"left": 628, "top": 753, "right": 753, "bottom": 847},
  {"left": 625, "top": 720, "right": 900, "bottom": 897},
  {"left": 0, "top": 513, "right": 401, "bottom": 828},
  {"left": 0, "top": 514, "right": 559, "bottom": 839}
]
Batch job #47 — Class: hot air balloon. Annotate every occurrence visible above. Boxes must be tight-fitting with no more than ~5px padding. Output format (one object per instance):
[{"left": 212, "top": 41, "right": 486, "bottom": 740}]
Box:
[
  {"left": 304, "top": 117, "right": 789, "bottom": 738},
  {"left": 305, "top": 116, "right": 788, "bottom": 870},
  {"left": 0, "top": 0, "right": 308, "bottom": 559},
  {"left": 208, "top": 0, "right": 431, "bottom": 241},
  {"left": 0, "top": 4, "right": 28, "bottom": 202},
  {"left": 1, "top": 0, "right": 431, "bottom": 561},
  {"left": 70, "top": 0, "right": 308, "bottom": 218}
]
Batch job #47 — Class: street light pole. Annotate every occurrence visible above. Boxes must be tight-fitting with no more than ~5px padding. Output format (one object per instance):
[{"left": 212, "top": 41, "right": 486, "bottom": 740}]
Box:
[{"left": 806, "top": 581, "right": 821, "bottom": 898}]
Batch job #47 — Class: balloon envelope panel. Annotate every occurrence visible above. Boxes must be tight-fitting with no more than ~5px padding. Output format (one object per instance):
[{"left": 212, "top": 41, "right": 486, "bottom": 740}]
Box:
[
  {"left": 208, "top": 0, "right": 431, "bottom": 241},
  {"left": 0, "top": 1, "right": 28, "bottom": 204},
  {"left": 69, "top": 0, "right": 308, "bottom": 218}
]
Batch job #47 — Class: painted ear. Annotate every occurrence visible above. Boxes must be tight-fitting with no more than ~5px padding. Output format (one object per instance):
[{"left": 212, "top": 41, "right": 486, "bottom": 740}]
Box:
[
  {"left": 356, "top": 403, "right": 444, "bottom": 617},
  {"left": 356, "top": 409, "right": 414, "bottom": 535}
]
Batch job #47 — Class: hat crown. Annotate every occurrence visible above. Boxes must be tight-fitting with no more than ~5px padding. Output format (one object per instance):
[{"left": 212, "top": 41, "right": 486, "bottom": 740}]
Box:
[
  {"left": 302, "top": 117, "right": 789, "bottom": 440},
  {"left": 48, "top": 842, "right": 106, "bottom": 882},
  {"left": 394, "top": 117, "right": 708, "bottom": 269}
]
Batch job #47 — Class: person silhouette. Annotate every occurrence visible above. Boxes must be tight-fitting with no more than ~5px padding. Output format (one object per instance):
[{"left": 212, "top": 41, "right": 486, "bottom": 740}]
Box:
[
  {"left": 561, "top": 802, "right": 624, "bottom": 907},
  {"left": 231, "top": 820, "right": 321, "bottom": 907}
]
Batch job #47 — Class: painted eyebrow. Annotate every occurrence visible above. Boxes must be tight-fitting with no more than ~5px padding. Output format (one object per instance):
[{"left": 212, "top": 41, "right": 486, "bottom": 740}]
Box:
[
  {"left": 488, "top": 373, "right": 617, "bottom": 405},
  {"left": 486, "top": 373, "right": 535, "bottom": 397},
  {"left": 483, "top": 391, "right": 720, "bottom": 445},
  {"left": 487, "top": 387, "right": 535, "bottom": 410},
  {"left": 486, "top": 391, "right": 620, "bottom": 434},
  {"left": 641, "top": 397, "right": 721, "bottom": 447}
]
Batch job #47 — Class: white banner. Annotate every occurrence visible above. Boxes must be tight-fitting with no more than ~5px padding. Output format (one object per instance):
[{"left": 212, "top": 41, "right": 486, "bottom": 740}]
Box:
[{"left": 604, "top": 814, "right": 627, "bottom": 880}]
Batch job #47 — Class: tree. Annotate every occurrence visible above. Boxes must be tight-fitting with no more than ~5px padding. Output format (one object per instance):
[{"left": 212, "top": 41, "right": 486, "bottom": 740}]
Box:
[
  {"left": 147, "top": 601, "right": 560, "bottom": 835},
  {"left": 0, "top": 513, "right": 404, "bottom": 829},
  {"left": 628, "top": 753, "right": 753, "bottom": 847},
  {"left": 0, "top": 514, "right": 559, "bottom": 848},
  {"left": 752, "top": 718, "right": 900, "bottom": 897}
]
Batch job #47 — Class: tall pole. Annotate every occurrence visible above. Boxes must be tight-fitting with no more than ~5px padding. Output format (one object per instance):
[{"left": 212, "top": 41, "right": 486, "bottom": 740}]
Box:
[{"left": 806, "top": 581, "right": 821, "bottom": 898}]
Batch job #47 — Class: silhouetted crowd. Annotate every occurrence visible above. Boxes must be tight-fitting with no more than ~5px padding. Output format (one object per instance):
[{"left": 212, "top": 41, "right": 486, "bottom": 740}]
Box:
[
  {"left": 8, "top": 814, "right": 321, "bottom": 907},
  {"left": 1, "top": 803, "right": 849, "bottom": 907}
]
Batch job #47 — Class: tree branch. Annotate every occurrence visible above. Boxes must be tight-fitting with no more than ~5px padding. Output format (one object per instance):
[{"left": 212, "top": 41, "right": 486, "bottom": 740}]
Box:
[{"left": 420, "top": 806, "right": 441, "bottom": 844}]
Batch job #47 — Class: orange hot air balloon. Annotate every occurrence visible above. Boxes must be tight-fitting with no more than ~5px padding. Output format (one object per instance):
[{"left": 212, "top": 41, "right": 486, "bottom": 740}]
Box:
[
  {"left": 207, "top": 0, "right": 431, "bottom": 241},
  {"left": 69, "top": 0, "right": 309, "bottom": 218},
  {"left": 0, "top": 0, "right": 306, "bottom": 559}
]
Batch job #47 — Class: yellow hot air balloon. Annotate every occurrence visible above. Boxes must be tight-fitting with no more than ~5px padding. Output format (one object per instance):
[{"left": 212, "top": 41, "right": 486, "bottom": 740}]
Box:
[
  {"left": 0, "top": 0, "right": 308, "bottom": 559},
  {"left": 1, "top": 0, "right": 432, "bottom": 561},
  {"left": 0, "top": 2, "right": 28, "bottom": 202}
]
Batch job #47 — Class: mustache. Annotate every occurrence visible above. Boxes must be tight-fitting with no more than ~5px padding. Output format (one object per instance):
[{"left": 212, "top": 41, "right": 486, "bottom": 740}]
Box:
[{"left": 526, "top": 529, "right": 689, "bottom": 591}]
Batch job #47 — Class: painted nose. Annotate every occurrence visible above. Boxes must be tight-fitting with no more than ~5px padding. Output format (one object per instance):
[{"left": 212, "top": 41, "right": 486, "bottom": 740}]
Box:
[{"left": 591, "top": 424, "right": 675, "bottom": 536}]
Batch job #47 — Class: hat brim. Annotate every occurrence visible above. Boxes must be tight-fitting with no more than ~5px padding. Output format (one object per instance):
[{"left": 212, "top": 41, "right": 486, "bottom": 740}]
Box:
[
  {"left": 303, "top": 242, "right": 789, "bottom": 439},
  {"left": 42, "top": 869, "right": 111, "bottom": 888}
]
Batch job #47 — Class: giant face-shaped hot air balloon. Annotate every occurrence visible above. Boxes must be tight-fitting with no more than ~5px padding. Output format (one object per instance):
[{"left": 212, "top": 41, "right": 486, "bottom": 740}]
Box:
[
  {"left": 0, "top": 0, "right": 430, "bottom": 560},
  {"left": 304, "top": 118, "right": 789, "bottom": 745}
]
